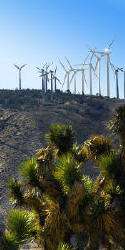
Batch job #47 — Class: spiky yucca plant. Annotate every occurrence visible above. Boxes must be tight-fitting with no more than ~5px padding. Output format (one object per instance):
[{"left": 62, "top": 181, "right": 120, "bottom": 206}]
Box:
[
  {"left": 45, "top": 123, "right": 74, "bottom": 155},
  {"left": 81, "top": 135, "right": 113, "bottom": 160},
  {"left": 7, "top": 209, "right": 36, "bottom": 244},
  {"left": 57, "top": 242, "right": 74, "bottom": 250},
  {"left": 3, "top": 119, "right": 125, "bottom": 249}
]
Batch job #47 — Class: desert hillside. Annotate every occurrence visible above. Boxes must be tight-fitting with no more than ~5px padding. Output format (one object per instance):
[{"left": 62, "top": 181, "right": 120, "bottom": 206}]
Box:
[{"left": 0, "top": 89, "right": 125, "bottom": 229}]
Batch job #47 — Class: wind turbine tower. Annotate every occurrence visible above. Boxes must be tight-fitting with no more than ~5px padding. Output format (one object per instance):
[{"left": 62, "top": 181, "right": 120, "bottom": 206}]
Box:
[
  {"left": 96, "top": 56, "right": 101, "bottom": 95},
  {"left": 82, "top": 69, "right": 85, "bottom": 95},
  {"left": 105, "top": 47, "right": 110, "bottom": 97},
  {"left": 104, "top": 40, "right": 115, "bottom": 97},
  {"left": 14, "top": 64, "right": 26, "bottom": 90},
  {"left": 36, "top": 66, "right": 45, "bottom": 91}
]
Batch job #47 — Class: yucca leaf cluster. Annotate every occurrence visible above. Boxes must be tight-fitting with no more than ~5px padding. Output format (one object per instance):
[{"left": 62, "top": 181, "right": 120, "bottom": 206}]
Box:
[{"left": 45, "top": 123, "right": 75, "bottom": 154}]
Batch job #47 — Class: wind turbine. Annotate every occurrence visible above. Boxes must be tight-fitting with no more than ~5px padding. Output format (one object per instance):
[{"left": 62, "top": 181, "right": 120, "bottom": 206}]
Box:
[
  {"left": 69, "top": 67, "right": 88, "bottom": 95},
  {"left": 65, "top": 57, "right": 78, "bottom": 94},
  {"left": 50, "top": 66, "right": 57, "bottom": 92},
  {"left": 44, "top": 63, "right": 52, "bottom": 92},
  {"left": 108, "top": 59, "right": 123, "bottom": 99},
  {"left": 91, "top": 40, "right": 115, "bottom": 97},
  {"left": 14, "top": 64, "right": 26, "bottom": 90},
  {"left": 88, "top": 46, "right": 104, "bottom": 96},
  {"left": 59, "top": 59, "right": 71, "bottom": 92},
  {"left": 74, "top": 52, "right": 97, "bottom": 95},
  {"left": 42, "top": 65, "right": 62, "bottom": 92},
  {"left": 39, "top": 63, "right": 52, "bottom": 92}
]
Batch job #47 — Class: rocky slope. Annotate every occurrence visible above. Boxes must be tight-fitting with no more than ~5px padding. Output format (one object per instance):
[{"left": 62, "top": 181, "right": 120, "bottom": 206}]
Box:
[{"left": 0, "top": 90, "right": 125, "bottom": 230}]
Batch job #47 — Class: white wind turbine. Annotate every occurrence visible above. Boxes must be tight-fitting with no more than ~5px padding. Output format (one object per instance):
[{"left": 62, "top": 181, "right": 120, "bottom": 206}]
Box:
[
  {"left": 91, "top": 40, "right": 115, "bottom": 97},
  {"left": 14, "top": 64, "right": 27, "bottom": 90},
  {"left": 59, "top": 59, "right": 71, "bottom": 92},
  {"left": 65, "top": 57, "right": 77, "bottom": 94},
  {"left": 88, "top": 47, "right": 104, "bottom": 96},
  {"left": 49, "top": 67, "right": 63, "bottom": 92},
  {"left": 69, "top": 67, "right": 88, "bottom": 95},
  {"left": 74, "top": 52, "right": 97, "bottom": 95},
  {"left": 36, "top": 63, "right": 47, "bottom": 91},
  {"left": 109, "top": 61, "right": 123, "bottom": 99}
]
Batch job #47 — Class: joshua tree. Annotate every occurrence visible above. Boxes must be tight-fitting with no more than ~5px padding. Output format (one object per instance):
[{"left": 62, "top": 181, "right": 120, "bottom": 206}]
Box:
[
  {"left": 109, "top": 105, "right": 125, "bottom": 172},
  {"left": 2, "top": 116, "right": 125, "bottom": 249}
]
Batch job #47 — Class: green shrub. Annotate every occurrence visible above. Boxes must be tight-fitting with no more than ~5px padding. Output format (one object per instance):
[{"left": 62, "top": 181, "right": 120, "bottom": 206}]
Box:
[
  {"left": 45, "top": 124, "right": 74, "bottom": 154},
  {"left": 20, "top": 157, "right": 39, "bottom": 187},
  {"left": 7, "top": 209, "right": 36, "bottom": 244},
  {"left": 54, "top": 154, "right": 82, "bottom": 193},
  {"left": 7, "top": 178, "right": 23, "bottom": 206},
  {"left": 98, "top": 154, "right": 121, "bottom": 179}
]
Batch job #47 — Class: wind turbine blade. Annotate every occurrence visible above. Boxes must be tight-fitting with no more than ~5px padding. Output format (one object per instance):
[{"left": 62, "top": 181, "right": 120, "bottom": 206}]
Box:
[
  {"left": 97, "top": 52, "right": 104, "bottom": 55},
  {"left": 20, "top": 64, "right": 27, "bottom": 69},
  {"left": 91, "top": 64, "right": 98, "bottom": 78},
  {"left": 90, "top": 52, "right": 95, "bottom": 62},
  {"left": 65, "top": 57, "right": 72, "bottom": 69},
  {"left": 36, "top": 67, "right": 41, "bottom": 71},
  {"left": 55, "top": 66, "right": 57, "bottom": 74},
  {"left": 84, "top": 53, "right": 90, "bottom": 64},
  {"left": 117, "top": 67, "right": 123, "bottom": 72},
  {"left": 39, "top": 74, "right": 46, "bottom": 77},
  {"left": 14, "top": 64, "right": 20, "bottom": 70},
  {"left": 64, "top": 73, "right": 68, "bottom": 83},
  {"left": 46, "top": 63, "right": 51, "bottom": 70},
  {"left": 95, "top": 59, "right": 98, "bottom": 71},
  {"left": 43, "top": 63, "right": 47, "bottom": 68},
  {"left": 109, "top": 59, "right": 115, "bottom": 72},
  {"left": 108, "top": 39, "right": 115, "bottom": 49},
  {"left": 74, "top": 63, "right": 83, "bottom": 66},
  {"left": 47, "top": 62, "right": 53, "bottom": 70},
  {"left": 56, "top": 77, "right": 63, "bottom": 85},
  {"left": 58, "top": 58, "right": 67, "bottom": 72},
  {"left": 84, "top": 76, "right": 87, "bottom": 85},
  {"left": 69, "top": 72, "right": 75, "bottom": 84},
  {"left": 109, "top": 59, "right": 116, "bottom": 80}
]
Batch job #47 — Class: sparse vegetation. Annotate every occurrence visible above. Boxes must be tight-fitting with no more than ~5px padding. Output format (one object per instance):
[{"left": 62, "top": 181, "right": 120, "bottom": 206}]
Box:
[{"left": 1, "top": 106, "right": 125, "bottom": 249}]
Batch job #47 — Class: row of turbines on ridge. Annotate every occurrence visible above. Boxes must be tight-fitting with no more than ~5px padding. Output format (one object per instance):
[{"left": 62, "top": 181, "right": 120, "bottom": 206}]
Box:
[{"left": 13, "top": 40, "right": 125, "bottom": 99}]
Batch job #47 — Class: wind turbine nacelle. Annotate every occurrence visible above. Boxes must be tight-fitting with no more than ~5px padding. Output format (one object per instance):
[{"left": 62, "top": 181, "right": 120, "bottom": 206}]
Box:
[{"left": 105, "top": 48, "right": 110, "bottom": 54}]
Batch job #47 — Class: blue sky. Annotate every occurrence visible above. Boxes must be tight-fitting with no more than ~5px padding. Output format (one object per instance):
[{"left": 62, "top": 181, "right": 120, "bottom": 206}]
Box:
[{"left": 0, "top": 0, "right": 125, "bottom": 97}]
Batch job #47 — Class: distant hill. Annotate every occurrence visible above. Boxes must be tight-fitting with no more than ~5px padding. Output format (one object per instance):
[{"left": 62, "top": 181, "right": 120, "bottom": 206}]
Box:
[{"left": 0, "top": 89, "right": 125, "bottom": 229}]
